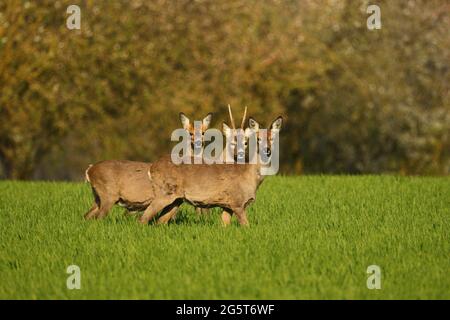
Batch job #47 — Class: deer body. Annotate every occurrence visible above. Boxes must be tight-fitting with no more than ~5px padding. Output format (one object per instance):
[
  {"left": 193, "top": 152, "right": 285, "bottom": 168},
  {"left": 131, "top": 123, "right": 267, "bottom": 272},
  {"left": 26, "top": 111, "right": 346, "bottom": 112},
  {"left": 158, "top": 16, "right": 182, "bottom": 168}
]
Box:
[
  {"left": 83, "top": 112, "right": 212, "bottom": 221},
  {"left": 84, "top": 160, "right": 154, "bottom": 219},
  {"left": 140, "top": 154, "right": 266, "bottom": 225}
]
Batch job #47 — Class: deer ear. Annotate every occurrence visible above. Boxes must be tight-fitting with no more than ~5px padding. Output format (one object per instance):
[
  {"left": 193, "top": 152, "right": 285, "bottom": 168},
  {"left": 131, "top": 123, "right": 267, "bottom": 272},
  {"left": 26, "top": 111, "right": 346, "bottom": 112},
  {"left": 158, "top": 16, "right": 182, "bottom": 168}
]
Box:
[
  {"left": 202, "top": 113, "right": 212, "bottom": 129},
  {"left": 270, "top": 116, "right": 283, "bottom": 131},
  {"left": 248, "top": 117, "right": 259, "bottom": 131},
  {"left": 223, "top": 122, "right": 232, "bottom": 136},
  {"left": 179, "top": 112, "right": 190, "bottom": 130}
]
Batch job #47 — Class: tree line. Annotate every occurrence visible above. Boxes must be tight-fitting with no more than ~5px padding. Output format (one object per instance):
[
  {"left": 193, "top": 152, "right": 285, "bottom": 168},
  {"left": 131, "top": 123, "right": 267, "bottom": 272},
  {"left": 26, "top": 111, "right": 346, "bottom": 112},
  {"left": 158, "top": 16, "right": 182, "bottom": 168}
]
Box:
[{"left": 0, "top": 0, "right": 448, "bottom": 180}]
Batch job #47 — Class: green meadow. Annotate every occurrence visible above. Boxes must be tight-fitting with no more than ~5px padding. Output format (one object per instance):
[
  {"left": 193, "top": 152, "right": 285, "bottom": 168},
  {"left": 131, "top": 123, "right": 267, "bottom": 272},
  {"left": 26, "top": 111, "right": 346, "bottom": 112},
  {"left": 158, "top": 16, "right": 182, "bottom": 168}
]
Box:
[{"left": 0, "top": 176, "right": 449, "bottom": 299}]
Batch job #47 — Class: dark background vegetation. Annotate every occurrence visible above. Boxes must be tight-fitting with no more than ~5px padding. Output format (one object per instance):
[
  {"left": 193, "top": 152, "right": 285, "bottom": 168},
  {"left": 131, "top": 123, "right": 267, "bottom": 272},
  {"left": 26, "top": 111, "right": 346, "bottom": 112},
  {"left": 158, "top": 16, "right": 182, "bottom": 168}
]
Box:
[{"left": 0, "top": 0, "right": 448, "bottom": 180}]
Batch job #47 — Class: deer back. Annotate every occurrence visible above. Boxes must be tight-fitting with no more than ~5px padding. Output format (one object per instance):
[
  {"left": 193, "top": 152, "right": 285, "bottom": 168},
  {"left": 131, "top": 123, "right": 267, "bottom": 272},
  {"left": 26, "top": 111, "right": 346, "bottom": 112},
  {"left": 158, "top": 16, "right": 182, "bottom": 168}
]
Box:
[{"left": 86, "top": 160, "right": 154, "bottom": 204}]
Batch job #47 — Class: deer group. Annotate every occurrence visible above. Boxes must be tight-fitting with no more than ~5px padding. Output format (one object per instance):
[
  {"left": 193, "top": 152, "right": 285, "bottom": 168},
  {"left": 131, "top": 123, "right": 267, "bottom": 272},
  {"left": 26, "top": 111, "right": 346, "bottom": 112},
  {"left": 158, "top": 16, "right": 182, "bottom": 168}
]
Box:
[{"left": 84, "top": 106, "right": 283, "bottom": 226}]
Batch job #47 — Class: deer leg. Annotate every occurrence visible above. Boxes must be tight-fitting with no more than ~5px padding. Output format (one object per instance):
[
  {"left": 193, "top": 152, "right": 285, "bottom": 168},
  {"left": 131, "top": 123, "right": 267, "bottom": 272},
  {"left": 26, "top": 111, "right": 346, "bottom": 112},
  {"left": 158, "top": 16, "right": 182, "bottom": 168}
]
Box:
[
  {"left": 157, "top": 199, "right": 183, "bottom": 224},
  {"left": 157, "top": 205, "right": 178, "bottom": 224},
  {"left": 195, "top": 207, "right": 209, "bottom": 216},
  {"left": 96, "top": 199, "right": 115, "bottom": 219},
  {"left": 85, "top": 187, "right": 100, "bottom": 219},
  {"left": 221, "top": 208, "right": 232, "bottom": 227},
  {"left": 84, "top": 203, "right": 99, "bottom": 220},
  {"left": 86, "top": 186, "right": 117, "bottom": 219},
  {"left": 172, "top": 207, "right": 180, "bottom": 221},
  {"left": 233, "top": 208, "right": 249, "bottom": 226},
  {"left": 139, "top": 198, "right": 175, "bottom": 224}
]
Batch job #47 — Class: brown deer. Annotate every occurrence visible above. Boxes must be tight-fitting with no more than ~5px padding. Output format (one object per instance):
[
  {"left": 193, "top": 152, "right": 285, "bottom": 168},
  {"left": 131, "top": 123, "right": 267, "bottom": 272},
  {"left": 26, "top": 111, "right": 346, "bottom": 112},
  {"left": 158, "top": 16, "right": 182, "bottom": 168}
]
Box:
[
  {"left": 143, "top": 113, "right": 283, "bottom": 226},
  {"left": 84, "top": 160, "right": 154, "bottom": 219},
  {"left": 180, "top": 112, "right": 212, "bottom": 150},
  {"left": 222, "top": 104, "right": 248, "bottom": 163},
  {"left": 84, "top": 113, "right": 212, "bottom": 220},
  {"left": 156, "top": 105, "right": 248, "bottom": 224},
  {"left": 159, "top": 112, "right": 213, "bottom": 222}
]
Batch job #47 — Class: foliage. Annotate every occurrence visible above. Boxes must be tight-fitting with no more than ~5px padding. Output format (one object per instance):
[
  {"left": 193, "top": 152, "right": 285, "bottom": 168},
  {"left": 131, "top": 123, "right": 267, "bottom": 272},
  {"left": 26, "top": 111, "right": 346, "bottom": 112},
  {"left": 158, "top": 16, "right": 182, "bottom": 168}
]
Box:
[{"left": 0, "top": 0, "right": 448, "bottom": 179}]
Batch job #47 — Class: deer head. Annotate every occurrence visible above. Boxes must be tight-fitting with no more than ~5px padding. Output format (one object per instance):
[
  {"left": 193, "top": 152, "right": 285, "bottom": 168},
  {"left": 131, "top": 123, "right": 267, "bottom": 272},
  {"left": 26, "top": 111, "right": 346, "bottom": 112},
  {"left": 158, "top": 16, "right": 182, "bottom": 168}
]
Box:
[
  {"left": 248, "top": 116, "right": 283, "bottom": 160},
  {"left": 179, "top": 112, "right": 212, "bottom": 150},
  {"left": 222, "top": 104, "right": 249, "bottom": 162}
]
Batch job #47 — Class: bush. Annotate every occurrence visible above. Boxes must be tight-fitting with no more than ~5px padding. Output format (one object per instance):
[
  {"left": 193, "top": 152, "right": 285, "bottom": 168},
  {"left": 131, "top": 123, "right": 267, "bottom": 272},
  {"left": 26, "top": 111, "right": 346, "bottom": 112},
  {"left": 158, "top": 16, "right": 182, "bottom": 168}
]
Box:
[{"left": 0, "top": 0, "right": 448, "bottom": 179}]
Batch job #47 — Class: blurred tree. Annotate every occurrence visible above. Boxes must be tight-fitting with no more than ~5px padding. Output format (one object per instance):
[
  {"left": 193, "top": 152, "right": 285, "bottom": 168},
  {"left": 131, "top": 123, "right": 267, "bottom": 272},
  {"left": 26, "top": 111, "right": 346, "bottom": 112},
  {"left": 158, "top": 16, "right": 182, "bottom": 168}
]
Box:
[
  {"left": 0, "top": 0, "right": 85, "bottom": 179},
  {"left": 0, "top": 0, "right": 448, "bottom": 179}
]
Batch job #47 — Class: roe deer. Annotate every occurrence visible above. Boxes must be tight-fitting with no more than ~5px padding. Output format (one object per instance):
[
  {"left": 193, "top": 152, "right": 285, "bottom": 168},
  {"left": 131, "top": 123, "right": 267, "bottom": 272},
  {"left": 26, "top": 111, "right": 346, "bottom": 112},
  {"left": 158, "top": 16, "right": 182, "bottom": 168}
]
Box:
[
  {"left": 156, "top": 105, "right": 248, "bottom": 224},
  {"left": 180, "top": 112, "right": 212, "bottom": 151},
  {"left": 222, "top": 104, "right": 248, "bottom": 163},
  {"left": 84, "top": 160, "right": 154, "bottom": 219},
  {"left": 84, "top": 113, "right": 212, "bottom": 220},
  {"left": 142, "top": 115, "right": 283, "bottom": 226},
  {"left": 157, "top": 112, "right": 213, "bottom": 223}
]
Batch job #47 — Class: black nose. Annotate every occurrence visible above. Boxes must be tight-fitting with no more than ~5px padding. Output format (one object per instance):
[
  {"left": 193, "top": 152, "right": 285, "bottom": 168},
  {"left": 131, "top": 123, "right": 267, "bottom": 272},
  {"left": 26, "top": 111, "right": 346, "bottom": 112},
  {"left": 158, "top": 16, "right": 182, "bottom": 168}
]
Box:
[
  {"left": 237, "top": 151, "right": 245, "bottom": 160},
  {"left": 194, "top": 140, "right": 202, "bottom": 148},
  {"left": 263, "top": 148, "right": 271, "bottom": 156}
]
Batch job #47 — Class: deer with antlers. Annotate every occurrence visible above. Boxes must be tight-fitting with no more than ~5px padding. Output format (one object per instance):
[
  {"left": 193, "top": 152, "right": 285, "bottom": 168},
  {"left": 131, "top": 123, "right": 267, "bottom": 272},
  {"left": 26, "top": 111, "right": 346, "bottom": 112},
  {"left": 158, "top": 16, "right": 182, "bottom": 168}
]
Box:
[
  {"left": 223, "top": 104, "right": 248, "bottom": 162},
  {"left": 144, "top": 107, "right": 283, "bottom": 226},
  {"left": 156, "top": 105, "right": 248, "bottom": 224}
]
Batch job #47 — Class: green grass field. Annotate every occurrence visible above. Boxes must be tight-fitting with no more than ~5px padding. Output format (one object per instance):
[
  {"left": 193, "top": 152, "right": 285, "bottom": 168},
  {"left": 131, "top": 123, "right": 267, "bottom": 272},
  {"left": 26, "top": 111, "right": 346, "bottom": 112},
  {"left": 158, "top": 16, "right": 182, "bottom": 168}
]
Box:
[{"left": 0, "top": 176, "right": 449, "bottom": 299}]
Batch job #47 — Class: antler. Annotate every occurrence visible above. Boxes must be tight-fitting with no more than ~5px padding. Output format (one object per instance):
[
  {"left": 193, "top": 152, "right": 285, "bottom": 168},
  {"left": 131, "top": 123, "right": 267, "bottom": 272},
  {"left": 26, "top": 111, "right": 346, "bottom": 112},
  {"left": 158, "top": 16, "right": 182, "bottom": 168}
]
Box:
[
  {"left": 228, "top": 104, "right": 248, "bottom": 130},
  {"left": 228, "top": 104, "right": 236, "bottom": 130},
  {"left": 240, "top": 106, "right": 247, "bottom": 129}
]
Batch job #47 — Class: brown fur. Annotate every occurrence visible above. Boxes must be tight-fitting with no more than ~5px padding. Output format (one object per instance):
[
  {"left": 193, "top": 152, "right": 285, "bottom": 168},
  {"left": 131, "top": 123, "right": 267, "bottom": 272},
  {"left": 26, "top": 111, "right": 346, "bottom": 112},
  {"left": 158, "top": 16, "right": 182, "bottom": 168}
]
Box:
[
  {"left": 84, "top": 160, "right": 156, "bottom": 219},
  {"left": 139, "top": 155, "right": 266, "bottom": 226},
  {"left": 83, "top": 113, "right": 213, "bottom": 222},
  {"left": 139, "top": 115, "right": 283, "bottom": 226}
]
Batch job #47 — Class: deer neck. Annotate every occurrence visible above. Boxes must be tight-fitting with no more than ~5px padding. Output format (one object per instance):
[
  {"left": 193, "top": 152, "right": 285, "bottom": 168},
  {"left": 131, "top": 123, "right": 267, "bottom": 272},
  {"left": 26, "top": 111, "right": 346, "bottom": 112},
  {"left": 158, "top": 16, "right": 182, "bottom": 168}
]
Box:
[
  {"left": 243, "top": 158, "right": 266, "bottom": 185},
  {"left": 192, "top": 146, "right": 203, "bottom": 164}
]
